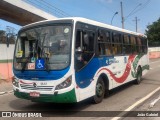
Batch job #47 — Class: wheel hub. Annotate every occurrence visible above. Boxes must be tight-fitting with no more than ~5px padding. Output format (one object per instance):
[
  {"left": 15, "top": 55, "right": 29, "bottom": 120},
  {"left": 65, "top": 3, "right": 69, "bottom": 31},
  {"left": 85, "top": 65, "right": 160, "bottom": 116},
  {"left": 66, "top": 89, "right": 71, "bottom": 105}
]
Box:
[{"left": 96, "top": 83, "right": 103, "bottom": 97}]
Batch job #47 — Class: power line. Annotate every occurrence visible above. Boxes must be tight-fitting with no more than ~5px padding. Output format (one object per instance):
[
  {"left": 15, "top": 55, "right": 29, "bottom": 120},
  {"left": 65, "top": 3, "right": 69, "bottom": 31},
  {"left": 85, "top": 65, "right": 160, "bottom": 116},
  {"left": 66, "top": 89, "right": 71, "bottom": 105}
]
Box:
[
  {"left": 25, "top": 0, "right": 72, "bottom": 17},
  {"left": 40, "top": 0, "right": 72, "bottom": 17},
  {"left": 25, "top": 0, "right": 61, "bottom": 17},
  {"left": 123, "top": 0, "right": 151, "bottom": 22},
  {"left": 128, "top": 0, "right": 151, "bottom": 17},
  {"left": 124, "top": 3, "right": 142, "bottom": 21},
  {"left": 29, "top": 0, "right": 67, "bottom": 17},
  {"left": 34, "top": 0, "right": 66, "bottom": 17}
]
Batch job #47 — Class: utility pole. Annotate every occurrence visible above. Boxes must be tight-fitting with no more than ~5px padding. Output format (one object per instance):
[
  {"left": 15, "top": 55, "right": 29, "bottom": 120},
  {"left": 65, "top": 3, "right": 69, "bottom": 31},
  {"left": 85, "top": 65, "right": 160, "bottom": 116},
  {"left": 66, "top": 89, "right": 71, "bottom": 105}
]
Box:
[
  {"left": 120, "top": 1, "right": 124, "bottom": 29},
  {"left": 133, "top": 17, "right": 140, "bottom": 32}
]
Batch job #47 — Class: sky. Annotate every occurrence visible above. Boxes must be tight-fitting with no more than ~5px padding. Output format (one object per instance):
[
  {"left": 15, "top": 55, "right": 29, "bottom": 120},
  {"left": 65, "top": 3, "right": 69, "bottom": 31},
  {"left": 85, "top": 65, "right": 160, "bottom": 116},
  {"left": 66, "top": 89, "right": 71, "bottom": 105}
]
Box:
[{"left": 0, "top": 0, "right": 160, "bottom": 34}]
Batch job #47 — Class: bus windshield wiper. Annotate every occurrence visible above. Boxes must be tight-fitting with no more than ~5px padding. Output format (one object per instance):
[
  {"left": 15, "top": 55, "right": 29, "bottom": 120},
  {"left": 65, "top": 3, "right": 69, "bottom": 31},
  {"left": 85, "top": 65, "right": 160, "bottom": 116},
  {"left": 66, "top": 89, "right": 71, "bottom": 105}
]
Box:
[
  {"left": 40, "top": 33, "right": 50, "bottom": 72},
  {"left": 21, "top": 32, "right": 49, "bottom": 72},
  {"left": 35, "top": 32, "right": 50, "bottom": 72}
]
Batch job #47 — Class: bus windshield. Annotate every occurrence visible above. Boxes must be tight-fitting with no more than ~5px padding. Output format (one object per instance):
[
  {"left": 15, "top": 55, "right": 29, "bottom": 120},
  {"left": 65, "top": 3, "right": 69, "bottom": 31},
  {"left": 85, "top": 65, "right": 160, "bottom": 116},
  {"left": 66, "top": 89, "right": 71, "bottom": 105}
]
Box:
[{"left": 14, "top": 25, "right": 72, "bottom": 70}]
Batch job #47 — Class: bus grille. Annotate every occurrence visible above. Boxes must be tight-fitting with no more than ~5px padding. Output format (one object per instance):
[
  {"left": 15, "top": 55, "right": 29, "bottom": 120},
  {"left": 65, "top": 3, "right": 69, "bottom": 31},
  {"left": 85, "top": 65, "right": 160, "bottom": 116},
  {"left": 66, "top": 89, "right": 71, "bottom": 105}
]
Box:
[{"left": 20, "top": 84, "right": 54, "bottom": 91}]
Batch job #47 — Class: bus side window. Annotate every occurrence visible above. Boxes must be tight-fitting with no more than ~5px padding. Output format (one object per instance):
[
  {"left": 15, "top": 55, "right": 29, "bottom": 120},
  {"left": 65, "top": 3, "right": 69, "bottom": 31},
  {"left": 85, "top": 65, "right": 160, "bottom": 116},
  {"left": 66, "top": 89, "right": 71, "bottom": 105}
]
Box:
[
  {"left": 123, "top": 34, "right": 131, "bottom": 55},
  {"left": 112, "top": 32, "right": 122, "bottom": 55},
  {"left": 136, "top": 37, "right": 142, "bottom": 53},
  {"left": 98, "top": 29, "right": 111, "bottom": 56},
  {"left": 130, "top": 36, "right": 136, "bottom": 54},
  {"left": 141, "top": 37, "right": 148, "bottom": 54},
  {"left": 75, "top": 31, "right": 81, "bottom": 51}
]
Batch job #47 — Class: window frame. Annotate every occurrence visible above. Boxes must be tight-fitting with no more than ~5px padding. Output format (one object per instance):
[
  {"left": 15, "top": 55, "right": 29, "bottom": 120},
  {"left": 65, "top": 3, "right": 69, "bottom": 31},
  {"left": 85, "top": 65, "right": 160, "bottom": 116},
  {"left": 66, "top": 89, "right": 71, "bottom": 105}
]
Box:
[
  {"left": 97, "top": 28, "right": 113, "bottom": 57},
  {"left": 111, "top": 31, "right": 123, "bottom": 56}
]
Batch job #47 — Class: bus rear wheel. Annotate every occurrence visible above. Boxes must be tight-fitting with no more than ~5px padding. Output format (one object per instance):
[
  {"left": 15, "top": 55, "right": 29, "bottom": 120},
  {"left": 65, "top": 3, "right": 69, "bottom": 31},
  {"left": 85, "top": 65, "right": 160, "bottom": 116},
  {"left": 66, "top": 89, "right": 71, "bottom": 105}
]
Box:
[
  {"left": 135, "top": 67, "right": 142, "bottom": 84},
  {"left": 92, "top": 77, "right": 105, "bottom": 104}
]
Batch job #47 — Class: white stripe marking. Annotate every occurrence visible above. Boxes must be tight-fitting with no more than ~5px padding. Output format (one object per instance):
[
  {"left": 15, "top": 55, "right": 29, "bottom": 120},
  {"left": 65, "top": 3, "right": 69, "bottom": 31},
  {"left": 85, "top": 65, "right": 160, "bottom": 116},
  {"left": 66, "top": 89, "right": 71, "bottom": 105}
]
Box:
[
  {"left": 149, "top": 95, "right": 160, "bottom": 108},
  {"left": 0, "top": 92, "right": 6, "bottom": 95},
  {"left": 0, "top": 90, "right": 13, "bottom": 96},
  {"left": 111, "top": 86, "right": 160, "bottom": 120}
]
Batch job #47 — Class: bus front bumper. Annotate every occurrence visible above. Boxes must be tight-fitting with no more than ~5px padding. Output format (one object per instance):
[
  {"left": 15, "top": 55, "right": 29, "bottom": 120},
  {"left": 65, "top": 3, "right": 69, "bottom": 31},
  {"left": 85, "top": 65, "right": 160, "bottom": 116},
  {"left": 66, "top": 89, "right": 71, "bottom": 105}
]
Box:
[{"left": 14, "top": 89, "right": 77, "bottom": 103}]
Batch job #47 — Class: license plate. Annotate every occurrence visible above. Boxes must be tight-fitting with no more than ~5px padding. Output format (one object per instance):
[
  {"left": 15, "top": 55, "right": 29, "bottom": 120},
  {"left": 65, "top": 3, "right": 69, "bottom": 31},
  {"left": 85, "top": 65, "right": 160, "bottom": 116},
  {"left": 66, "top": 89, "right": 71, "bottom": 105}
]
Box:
[{"left": 29, "top": 92, "right": 40, "bottom": 97}]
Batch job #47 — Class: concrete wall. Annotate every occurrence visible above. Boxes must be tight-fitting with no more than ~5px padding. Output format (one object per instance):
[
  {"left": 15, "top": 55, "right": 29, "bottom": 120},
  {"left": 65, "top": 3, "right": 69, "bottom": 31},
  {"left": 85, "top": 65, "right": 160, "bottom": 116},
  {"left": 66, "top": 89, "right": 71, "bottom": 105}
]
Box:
[
  {"left": 148, "top": 47, "right": 160, "bottom": 59},
  {"left": 0, "top": 44, "right": 14, "bottom": 80},
  {"left": 0, "top": 44, "right": 15, "bottom": 60}
]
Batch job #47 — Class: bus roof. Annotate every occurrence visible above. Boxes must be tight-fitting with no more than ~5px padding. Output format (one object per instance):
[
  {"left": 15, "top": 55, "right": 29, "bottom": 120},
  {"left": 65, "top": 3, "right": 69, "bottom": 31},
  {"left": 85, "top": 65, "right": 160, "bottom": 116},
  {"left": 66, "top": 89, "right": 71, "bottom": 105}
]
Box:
[{"left": 22, "top": 17, "right": 145, "bottom": 37}]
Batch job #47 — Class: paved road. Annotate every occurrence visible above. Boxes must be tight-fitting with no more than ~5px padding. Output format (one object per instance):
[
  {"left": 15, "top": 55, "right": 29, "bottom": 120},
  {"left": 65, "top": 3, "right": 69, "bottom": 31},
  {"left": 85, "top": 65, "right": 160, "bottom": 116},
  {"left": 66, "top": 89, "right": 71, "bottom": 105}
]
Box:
[{"left": 0, "top": 58, "right": 160, "bottom": 120}]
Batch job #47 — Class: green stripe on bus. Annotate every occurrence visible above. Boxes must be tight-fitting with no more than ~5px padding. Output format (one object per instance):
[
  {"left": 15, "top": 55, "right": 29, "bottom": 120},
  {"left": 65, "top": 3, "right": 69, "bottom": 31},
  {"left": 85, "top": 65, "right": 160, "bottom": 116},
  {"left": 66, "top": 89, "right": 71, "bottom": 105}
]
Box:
[
  {"left": 131, "top": 54, "right": 147, "bottom": 78},
  {"left": 14, "top": 88, "right": 77, "bottom": 103},
  {"left": 142, "top": 65, "right": 149, "bottom": 71}
]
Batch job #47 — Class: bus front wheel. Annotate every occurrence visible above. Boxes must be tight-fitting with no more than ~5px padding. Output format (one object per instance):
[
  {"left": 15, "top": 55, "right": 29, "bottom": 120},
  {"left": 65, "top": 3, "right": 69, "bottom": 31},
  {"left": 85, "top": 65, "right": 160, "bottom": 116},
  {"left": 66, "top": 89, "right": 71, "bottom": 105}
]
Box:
[{"left": 92, "top": 77, "right": 105, "bottom": 104}]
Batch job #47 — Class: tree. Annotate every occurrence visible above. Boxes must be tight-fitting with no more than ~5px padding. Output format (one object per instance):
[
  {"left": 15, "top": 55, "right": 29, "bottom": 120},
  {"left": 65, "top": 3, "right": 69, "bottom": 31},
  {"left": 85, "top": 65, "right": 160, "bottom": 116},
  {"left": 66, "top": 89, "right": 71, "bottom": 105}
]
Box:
[
  {"left": 0, "top": 30, "right": 5, "bottom": 36},
  {"left": 0, "top": 30, "right": 6, "bottom": 44},
  {"left": 0, "top": 30, "right": 15, "bottom": 44},
  {"left": 145, "top": 18, "right": 160, "bottom": 47}
]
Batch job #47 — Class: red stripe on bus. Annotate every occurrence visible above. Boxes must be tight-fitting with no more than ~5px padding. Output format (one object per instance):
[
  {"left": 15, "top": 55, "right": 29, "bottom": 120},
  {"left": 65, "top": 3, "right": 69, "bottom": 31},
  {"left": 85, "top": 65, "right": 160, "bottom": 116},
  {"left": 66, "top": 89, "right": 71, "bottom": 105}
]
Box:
[
  {"left": 97, "top": 55, "right": 136, "bottom": 83},
  {"left": 20, "top": 80, "right": 33, "bottom": 84}
]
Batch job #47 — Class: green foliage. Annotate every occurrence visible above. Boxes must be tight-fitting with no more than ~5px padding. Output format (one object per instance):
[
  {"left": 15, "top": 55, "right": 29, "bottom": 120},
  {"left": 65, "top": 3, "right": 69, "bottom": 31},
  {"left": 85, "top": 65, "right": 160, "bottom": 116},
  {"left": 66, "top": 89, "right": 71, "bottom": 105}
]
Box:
[
  {"left": 0, "top": 30, "right": 6, "bottom": 36},
  {"left": 0, "top": 30, "right": 6, "bottom": 44},
  {"left": 0, "top": 30, "right": 15, "bottom": 44},
  {"left": 145, "top": 18, "right": 160, "bottom": 46}
]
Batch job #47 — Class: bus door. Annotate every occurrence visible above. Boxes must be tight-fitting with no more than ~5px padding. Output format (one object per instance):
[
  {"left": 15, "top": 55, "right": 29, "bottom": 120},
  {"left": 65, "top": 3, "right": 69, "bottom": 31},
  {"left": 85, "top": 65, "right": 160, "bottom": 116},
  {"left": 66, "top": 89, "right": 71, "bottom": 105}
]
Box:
[{"left": 74, "top": 23, "right": 97, "bottom": 100}]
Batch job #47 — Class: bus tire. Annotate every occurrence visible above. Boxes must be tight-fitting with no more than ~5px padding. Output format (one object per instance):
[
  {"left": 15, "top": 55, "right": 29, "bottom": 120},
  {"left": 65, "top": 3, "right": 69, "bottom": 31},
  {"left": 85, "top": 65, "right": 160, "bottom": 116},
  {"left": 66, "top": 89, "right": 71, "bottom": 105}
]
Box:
[
  {"left": 92, "top": 77, "right": 105, "bottom": 104},
  {"left": 135, "top": 67, "right": 142, "bottom": 84}
]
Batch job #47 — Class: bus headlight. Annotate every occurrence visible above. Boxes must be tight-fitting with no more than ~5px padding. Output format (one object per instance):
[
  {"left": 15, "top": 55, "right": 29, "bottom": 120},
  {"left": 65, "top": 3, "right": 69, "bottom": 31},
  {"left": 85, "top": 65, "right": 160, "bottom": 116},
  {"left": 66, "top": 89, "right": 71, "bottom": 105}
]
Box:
[
  {"left": 12, "top": 76, "right": 19, "bottom": 88},
  {"left": 55, "top": 76, "right": 72, "bottom": 90}
]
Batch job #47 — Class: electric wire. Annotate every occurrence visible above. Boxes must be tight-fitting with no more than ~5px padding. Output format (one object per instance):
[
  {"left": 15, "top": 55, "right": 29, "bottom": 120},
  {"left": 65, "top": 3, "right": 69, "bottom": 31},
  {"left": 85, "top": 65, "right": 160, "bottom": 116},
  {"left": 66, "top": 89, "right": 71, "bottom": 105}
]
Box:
[
  {"left": 125, "top": 0, "right": 151, "bottom": 21},
  {"left": 24, "top": 0, "right": 71, "bottom": 17},
  {"left": 124, "top": 3, "right": 142, "bottom": 21},
  {"left": 26, "top": 0, "right": 64, "bottom": 17},
  {"left": 34, "top": 0, "right": 66, "bottom": 17},
  {"left": 40, "top": 0, "right": 72, "bottom": 17},
  {"left": 131, "top": 0, "right": 151, "bottom": 15}
]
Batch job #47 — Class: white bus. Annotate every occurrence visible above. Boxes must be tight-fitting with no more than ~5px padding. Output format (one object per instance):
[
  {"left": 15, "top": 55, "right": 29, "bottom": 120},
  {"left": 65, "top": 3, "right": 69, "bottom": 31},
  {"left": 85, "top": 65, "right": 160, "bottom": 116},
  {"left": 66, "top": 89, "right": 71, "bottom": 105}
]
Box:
[{"left": 12, "top": 17, "right": 149, "bottom": 103}]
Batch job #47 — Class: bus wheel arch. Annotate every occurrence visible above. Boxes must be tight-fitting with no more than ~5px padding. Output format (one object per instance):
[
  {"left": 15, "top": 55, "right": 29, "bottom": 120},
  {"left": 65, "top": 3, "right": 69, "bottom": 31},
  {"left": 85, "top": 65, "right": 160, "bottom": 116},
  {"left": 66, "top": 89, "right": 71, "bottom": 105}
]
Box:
[{"left": 92, "top": 73, "right": 109, "bottom": 104}]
